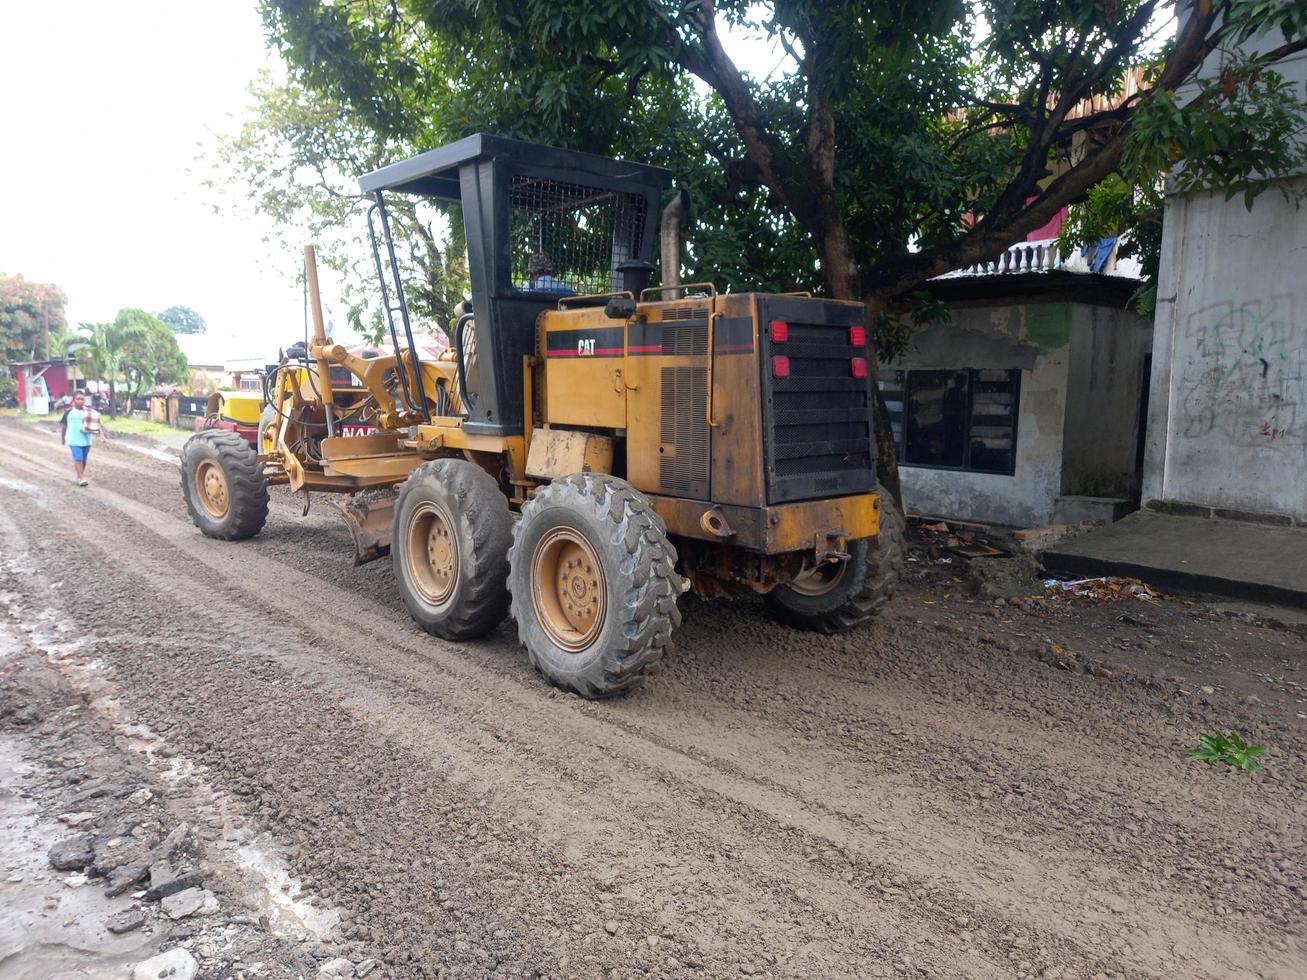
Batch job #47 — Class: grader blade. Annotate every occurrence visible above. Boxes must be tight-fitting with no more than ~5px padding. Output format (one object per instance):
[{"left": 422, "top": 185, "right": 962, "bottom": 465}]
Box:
[{"left": 336, "top": 493, "right": 396, "bottom": 566}]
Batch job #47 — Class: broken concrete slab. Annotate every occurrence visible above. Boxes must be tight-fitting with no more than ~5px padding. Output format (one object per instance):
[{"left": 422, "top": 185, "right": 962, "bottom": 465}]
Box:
[
  {"left": 145, "top": 863, "right": 202, "bottom": 902},
  {"left": 103, "top": 862, "right": 149, "bottom": 898},
  {"left": 48, "top": 835, "right": 94, "bottom": 871},
  {"left": 107, "top": 907, "right": 147, "bottom": 934},
  {"left": 162, "top": 886, "right": 216, "bottom": 920}
]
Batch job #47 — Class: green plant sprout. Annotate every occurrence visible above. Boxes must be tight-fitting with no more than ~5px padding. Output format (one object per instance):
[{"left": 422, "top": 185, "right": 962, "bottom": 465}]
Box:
[{"left": 1189, "top": 731, "right": 1267, "bottom": 773}]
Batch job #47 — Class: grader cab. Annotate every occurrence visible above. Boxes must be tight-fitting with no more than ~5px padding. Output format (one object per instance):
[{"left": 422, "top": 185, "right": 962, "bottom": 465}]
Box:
[{"left": 180, "top": 134, "right": 901, "bottom": 697}]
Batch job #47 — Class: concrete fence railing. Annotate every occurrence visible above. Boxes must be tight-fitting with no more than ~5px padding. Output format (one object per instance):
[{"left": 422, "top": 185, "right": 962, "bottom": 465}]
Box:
[{"left": 937, "top": 235, "right": 1142, "bottom": 280}]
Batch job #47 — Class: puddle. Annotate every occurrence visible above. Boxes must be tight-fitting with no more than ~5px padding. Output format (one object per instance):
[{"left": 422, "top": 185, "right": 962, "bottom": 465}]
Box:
[
  {"left": 0, "top": 604, "right": 341, "bottom": 947},
  {"left": 236, "top": 839, "right": 340, "bottom": 940},
  {"left": 0, "top": 737, "right": 159, "bottom": 980},
  {"left": 113, "top": 440, "right": 179, "bottom": 465}
]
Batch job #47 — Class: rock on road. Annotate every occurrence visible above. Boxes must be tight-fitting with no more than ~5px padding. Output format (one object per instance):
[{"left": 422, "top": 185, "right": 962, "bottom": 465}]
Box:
[{"left": 1, "top": 417, "right": 1305, "bottom": 979}]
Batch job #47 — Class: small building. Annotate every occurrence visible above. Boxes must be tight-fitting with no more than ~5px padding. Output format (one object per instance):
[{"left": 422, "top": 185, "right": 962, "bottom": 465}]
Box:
[
  {"left": 885, "top": 242, "right": 1152, "bottom": 528},
  {"left": 12, "top": 357, "right": 80, "bottom": 414}
]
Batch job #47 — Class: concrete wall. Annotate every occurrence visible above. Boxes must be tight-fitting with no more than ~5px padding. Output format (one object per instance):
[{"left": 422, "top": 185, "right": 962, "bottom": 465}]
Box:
[
  {"left": 893, "top": 301, "right": 1070, "bottom": 527},
  {"left": 894, "top": 297, "right": 1152, "bottom": 526},
  {"left": 1061, "top": 305, "right": 1154, "bottom": 498},
  {"left": 1143, "top": 175, "right": 1307, "bottom": 522}
]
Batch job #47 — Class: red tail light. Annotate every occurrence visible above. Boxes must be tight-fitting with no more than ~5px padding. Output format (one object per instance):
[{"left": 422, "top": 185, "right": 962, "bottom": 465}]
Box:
[
  {"left": 769, "top": 319, "right": 789, "bottom": 343},
  {"left": 772, "top": 355, "right": 791, "bottom": 378},
  {"left": 850, "top": 357, "right": 868, "bottom": 379},
  {"left": 849, "top": 325, "right": 866, "bottom": 347}
]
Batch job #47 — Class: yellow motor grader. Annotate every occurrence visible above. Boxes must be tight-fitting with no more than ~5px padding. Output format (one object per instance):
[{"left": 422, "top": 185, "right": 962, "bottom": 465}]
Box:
[{"left": 180, "top": 134, "right": 902, "bottom": 697}]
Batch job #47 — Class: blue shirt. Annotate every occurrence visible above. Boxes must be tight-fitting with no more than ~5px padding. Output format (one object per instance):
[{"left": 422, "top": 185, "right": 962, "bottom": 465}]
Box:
[{"left": 65, "top": 408, "right": 92, "bottom": 447}]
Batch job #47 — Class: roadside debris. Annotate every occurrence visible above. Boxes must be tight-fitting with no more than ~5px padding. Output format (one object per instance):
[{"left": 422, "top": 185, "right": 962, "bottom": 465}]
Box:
[{"left": 1044, "top": 576, "right": 1160, "bottom": 604}]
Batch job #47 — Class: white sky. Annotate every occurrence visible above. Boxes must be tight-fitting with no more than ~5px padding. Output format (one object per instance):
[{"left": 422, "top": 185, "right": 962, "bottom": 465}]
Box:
[
  {"left": 0, "top": 3, "right": 781, "bottom": 362},
  {"left": 0, "top": 1, "right": 310, "bottom": 357}
]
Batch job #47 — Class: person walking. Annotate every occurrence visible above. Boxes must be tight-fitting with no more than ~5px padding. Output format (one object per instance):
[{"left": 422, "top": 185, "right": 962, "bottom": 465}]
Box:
[{"left": 60, "top": 391, "right": 103, "bottom": 486}]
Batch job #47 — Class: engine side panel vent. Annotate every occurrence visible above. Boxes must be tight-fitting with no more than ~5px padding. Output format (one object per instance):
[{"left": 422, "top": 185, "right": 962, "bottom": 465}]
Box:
[
  {"left": 659, "top": 304, "right": 709, "bottom": 322},
  {"left": 661, "top": 323, "right": 709, "bottom": 356},
  {"left": 659, "top": 366, "right": 710, "bottom": 498}
]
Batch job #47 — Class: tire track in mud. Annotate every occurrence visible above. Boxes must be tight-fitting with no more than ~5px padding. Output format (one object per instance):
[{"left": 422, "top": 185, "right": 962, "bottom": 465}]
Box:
[
  {"left": 2, "top": 443, "right": 1013, "bottom": 976},
  {"left": 0, "top": 449, "right": 1076, "bottom": 977},
  {"left": 4, "top": 423, "right": 1305, "bottom": 978},
  {"left": 2, "top": 433, "right": 1296, "bottom": 977},
  {"left": 153, "top": 443, "right": 1307, "bottom": 971}
]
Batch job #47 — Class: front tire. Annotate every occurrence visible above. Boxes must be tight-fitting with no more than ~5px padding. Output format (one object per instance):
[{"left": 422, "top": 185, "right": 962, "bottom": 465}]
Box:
[
  {"left": 764, "top": 492, "right": 905, "bottom": 633},
  {"left": 510, "top": 474, "right": 681, "bottom": 698},
  {"left": 180, "top": 431, "right": 270, "bottom": 541},
  {"left": 392, "top": 458, "right": 512, "bottom": 640}
]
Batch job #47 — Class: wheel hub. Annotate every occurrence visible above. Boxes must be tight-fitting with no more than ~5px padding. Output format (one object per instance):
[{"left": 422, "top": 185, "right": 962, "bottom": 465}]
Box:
[
  {"left": 406, "top": 501, "right": 458, "bottom": 606},
  {"left": 532, "top": 528, "right": 606, "bottom": 653},
  {"left": 195, "top": 460, "right": 230, "bottom": 519},
  {"left": 788, "top": 558, "right": 848, "bottom": 597}
]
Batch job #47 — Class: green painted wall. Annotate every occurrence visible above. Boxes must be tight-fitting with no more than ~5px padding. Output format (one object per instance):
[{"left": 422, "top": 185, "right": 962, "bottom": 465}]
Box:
[{"left": 1024, "top": 303, "right": 1072, "bottom": 352}]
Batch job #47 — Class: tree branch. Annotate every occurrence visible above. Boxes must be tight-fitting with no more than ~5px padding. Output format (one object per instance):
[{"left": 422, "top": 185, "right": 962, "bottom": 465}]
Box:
[
  {"left": 687, "top": 0, "right": 797, "bottom": 214},
  {"left": 864, "top": 124, "right": 1132, "bottom": 301}
]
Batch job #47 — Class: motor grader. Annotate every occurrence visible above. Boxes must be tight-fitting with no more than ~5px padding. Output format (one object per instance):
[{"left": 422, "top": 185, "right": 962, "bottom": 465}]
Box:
[{"left": 180, "top": 134, "right": 902, "bottom": 697}]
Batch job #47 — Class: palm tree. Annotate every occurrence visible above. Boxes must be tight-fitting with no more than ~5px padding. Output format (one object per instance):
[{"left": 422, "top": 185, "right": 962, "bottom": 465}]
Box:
[{"left": 77, "top": 319, "right": 146, "bottom": 414}]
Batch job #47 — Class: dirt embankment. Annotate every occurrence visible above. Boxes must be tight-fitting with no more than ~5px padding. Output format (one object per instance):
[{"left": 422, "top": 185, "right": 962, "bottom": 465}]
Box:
[{"left": 1, "top": 417, "right": 1304, "bottom": 979}]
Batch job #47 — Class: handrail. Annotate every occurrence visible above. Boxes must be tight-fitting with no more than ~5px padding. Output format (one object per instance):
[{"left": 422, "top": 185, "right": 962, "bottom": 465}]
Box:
[
  {"left": 705, "top": 303, "right": 720, "bottom": 428},
  {"left": 555, "top": 290, "right": 633, "bottom": 310},
  {"left": 640, "top": 282, "right": 717, "bottom": 302}
]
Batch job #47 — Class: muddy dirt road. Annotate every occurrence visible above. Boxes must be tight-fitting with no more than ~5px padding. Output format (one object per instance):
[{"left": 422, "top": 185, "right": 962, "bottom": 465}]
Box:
[{"left": 2, "top": 417, "right": 1305, "bottom": 979}]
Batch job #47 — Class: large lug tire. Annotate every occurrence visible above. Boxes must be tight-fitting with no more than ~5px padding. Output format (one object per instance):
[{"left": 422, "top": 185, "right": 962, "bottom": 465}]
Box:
[
  {"left": 510, "top": 474, "right": 682, "bottom": 699},
  {"left": 180, "top": 430, "right": 270, "bottom": 541},
  {"left": 392, "top": 458, "right": 512, "bottom": 641},
  {"left": 764, "top": 492, "right": 905, "bottom": 633}
]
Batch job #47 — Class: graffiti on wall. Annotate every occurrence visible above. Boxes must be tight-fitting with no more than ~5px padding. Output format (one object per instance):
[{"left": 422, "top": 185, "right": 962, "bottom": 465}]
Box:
[{"left": 1178, "top": 296, "right": 1304, "bottom": 451}]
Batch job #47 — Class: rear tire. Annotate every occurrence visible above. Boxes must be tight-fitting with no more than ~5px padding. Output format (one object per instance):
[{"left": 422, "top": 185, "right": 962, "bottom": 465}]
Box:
[
  {"left": 392, "top": 458, "right": 512, "bottom": 640},
  {"left": 764, "top": 491, "right": 905, "bottom": 633},
  {"left": 510, "top": 474, "right": 681, "bottom": 698},
  {"left": 180, "top": 431, "right": 269, "bottom": 541}
]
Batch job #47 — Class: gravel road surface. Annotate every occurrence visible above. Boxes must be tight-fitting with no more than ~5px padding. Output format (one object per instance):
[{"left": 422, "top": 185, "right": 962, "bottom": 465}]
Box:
[{"left": 2, "top": 417, "right": 1305, "bottom": 979}]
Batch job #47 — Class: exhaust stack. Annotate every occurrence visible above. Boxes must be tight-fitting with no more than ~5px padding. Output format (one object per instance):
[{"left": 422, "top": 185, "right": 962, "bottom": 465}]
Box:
[{"left": 660, "top": 189, "right": 689, "bottom": 299}]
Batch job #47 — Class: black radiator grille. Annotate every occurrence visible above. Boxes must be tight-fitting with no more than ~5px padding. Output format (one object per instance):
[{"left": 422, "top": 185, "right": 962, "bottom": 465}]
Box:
[
  {"left": 661, "top": 323, "right": 708, "bottom": 356},
  {"left": 659, "top": 365, "right": 709, "bottom": 497},
  {"left": 766, "top": 321, "right": 874, "bottom": 502}
]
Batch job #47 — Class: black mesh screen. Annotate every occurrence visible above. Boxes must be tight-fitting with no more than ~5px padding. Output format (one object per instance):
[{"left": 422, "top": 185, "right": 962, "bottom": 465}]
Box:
[
  {"left": 509, "top": 175, "right": 648, "bottom": 296},
  {"left": 763, "top": 318, "right": 876, "bottom": 503}
]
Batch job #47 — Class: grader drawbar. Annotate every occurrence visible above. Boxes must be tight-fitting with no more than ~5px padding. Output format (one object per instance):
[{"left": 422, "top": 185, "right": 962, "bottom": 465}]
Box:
[{"left": 180, "top": 134, "right": 902, "bottom": 697}]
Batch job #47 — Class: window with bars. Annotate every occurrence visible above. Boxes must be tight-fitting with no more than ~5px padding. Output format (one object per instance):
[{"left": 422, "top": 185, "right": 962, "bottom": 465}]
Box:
[
  {"left": 508, "top": 174, "right": 648, "bottom": 296},
  {"left": 879, "top": 369, "right": 1021, "bottom": 474}
]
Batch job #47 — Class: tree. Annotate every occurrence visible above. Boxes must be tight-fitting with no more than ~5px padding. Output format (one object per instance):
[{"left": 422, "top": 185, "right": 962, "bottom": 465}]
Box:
[
  {"left": 78, "top": 319, "right": 140, "bottom": 413},
  {"left": 157, "top": 305, "right": 209, "bottom": 335},
  {"left": 118, "top": 309, "right": 189, "bottom": 400},
  {"left": 1, "top": 274, "right": 67, "bottom": 364},
  {"left": 77, "top": 309, "right": 188, "bottom": 412},
  {"left": 260, "top": 0, "right": 1307, "bottom": 495}
]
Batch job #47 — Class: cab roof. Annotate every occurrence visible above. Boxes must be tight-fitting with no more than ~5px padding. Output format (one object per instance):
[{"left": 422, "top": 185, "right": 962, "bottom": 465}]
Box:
[{"left": 358, "top": 133, "right": 672, "bottom": 200}]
